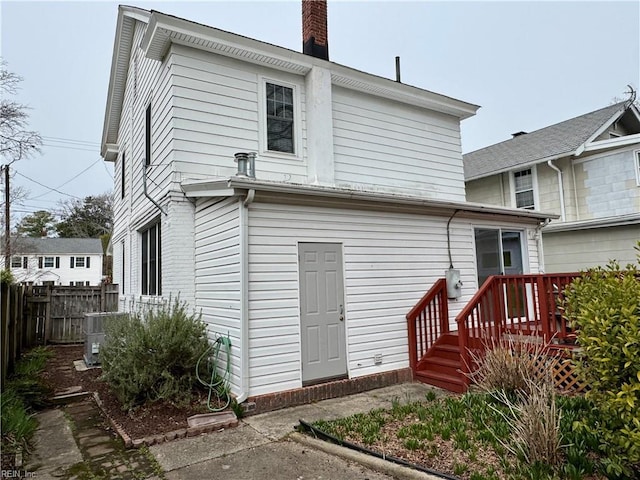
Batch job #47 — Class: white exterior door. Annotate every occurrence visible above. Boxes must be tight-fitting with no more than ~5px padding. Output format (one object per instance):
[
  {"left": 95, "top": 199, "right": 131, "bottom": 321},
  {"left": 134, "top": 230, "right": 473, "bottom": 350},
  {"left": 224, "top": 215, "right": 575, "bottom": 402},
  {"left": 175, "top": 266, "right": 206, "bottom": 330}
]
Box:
[{"left": 298, "top": 243, "right": 347, "bottom": 385}]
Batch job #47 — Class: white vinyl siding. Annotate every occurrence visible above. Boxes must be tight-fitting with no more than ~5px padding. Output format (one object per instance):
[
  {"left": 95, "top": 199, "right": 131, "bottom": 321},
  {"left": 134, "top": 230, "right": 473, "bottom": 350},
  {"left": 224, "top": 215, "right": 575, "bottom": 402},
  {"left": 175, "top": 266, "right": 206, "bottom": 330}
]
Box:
[
  {"left": 10, "top": 254, "right": 102, "bottom": 286},
  {"left": 194, "top": 197, "right": 242, "bottom": 395},
  {"left": 543, "top": 225, "right": 639, "bottom": 272},
  {"left": 111, "top": 19, "right": 175, "bottom": 307},
  {"left": 245, "top": 202, "right": 538, "bottom": 397},
  {"left": 169, "top": 45, "right": 307, "bottom": 183},
  {"left": 332, "top": 87, "right": 465, "bottom": 201}
]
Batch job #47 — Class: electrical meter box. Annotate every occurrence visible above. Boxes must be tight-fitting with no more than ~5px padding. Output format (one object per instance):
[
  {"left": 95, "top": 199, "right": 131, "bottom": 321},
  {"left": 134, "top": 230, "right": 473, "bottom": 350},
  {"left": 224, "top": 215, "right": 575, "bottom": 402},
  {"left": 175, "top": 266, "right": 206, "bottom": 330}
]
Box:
[{"left": 445, "top": 268, "right": 463, "bottom": 300}]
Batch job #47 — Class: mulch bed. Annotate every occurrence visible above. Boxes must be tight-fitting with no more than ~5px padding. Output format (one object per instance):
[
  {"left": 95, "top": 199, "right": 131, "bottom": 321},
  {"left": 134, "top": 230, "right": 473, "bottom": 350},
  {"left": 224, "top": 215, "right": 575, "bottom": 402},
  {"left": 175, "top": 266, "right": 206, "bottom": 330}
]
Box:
[{"left": 40, "top": 345, "right": 213, "bottom": 440}]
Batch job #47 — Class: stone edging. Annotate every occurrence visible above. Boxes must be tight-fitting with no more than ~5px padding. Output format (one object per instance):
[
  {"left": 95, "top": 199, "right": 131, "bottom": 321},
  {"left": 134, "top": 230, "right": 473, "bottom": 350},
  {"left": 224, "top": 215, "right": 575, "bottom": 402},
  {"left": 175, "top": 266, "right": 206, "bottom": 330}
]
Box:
[{"left": 91, "top": 392, "right": 238, "bottom": 449}]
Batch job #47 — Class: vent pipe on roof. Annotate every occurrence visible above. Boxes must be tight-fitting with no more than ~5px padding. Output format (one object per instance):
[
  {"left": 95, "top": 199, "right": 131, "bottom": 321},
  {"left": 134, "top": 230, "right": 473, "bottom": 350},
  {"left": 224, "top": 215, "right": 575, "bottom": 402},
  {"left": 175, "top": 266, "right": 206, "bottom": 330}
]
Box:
[
  {"left": 511, "top": 131, "right": 528, "bottom": 138},
  {"left": 302, "top": 0, "right": 329, "bottom": 60},
  {"left": 395, "top": 56, "right": 401, "bottom": 83},
  {"left": 234, "top": 152, "right": 256, "bottom": 178}
]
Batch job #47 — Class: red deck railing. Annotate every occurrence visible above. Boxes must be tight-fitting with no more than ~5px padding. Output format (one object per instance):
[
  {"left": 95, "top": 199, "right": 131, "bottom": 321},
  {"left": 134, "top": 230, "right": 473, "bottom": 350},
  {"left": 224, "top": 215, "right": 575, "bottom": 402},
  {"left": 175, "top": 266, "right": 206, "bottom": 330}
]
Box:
[
  {"left": 406, "top": 278, "right": 449, "bottom": 373},
  {"left": 455, "top": 273, "right": 580, "bottom": 381}
]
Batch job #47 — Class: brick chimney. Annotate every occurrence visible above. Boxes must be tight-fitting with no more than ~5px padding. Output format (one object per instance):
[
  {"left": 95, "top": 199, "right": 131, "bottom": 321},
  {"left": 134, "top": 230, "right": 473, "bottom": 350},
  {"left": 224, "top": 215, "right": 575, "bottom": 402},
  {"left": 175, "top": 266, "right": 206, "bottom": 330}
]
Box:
[{"left": 302, "top": 0, "right": 329, "bottom": 60}]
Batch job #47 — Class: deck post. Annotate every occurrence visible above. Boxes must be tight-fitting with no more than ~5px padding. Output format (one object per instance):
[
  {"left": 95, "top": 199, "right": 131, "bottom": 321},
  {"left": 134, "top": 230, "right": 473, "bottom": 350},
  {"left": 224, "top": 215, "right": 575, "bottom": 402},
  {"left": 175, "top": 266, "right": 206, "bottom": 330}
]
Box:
[{"left": 538, "top": 276, "right": 551, "bottom": 343}]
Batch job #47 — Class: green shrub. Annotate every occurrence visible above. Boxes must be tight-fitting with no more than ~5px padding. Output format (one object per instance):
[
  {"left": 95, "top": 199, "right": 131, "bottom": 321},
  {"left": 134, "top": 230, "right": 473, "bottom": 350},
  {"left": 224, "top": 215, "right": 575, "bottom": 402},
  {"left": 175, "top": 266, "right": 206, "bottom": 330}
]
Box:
[
  {"left": 1, "top": 389, "right": 37, "bottom": 455},
  {"left": 1, "top": 346, "right": 53, "bottom": 460},
  {"left": 563, "top": 248, "right": 640, "bottom": 478},
  {"left": 0, "top": 268, "right": 15, "bottom": 285},
  {"left": 100, "top": 299, "right": 210, "bottom": 410},
  {"left": 6, "top": 347, "right": 53, "bottom": 410}
]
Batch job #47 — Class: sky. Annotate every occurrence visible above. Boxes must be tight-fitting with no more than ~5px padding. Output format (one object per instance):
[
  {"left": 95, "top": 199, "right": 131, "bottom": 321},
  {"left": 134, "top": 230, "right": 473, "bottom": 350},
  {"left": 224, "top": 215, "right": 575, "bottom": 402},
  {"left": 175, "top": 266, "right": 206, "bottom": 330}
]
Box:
[{"left": 1, "top": 0, "right": 638, "bottom": 224}]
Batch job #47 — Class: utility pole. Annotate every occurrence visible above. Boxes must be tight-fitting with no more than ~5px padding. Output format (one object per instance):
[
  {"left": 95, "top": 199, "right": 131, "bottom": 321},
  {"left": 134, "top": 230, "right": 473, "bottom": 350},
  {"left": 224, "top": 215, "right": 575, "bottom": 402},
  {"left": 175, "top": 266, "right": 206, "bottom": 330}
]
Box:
[{"left": 3, "top": 165, "right": 9, "bottom": 270}]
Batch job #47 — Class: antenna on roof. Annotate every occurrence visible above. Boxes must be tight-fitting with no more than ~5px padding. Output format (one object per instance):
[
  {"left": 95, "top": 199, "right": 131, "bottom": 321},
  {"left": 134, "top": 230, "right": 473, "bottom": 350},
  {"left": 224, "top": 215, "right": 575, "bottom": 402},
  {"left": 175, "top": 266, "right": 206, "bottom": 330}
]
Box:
[{"left": 624, "top": 84, "right": 636, "bottom": 105}]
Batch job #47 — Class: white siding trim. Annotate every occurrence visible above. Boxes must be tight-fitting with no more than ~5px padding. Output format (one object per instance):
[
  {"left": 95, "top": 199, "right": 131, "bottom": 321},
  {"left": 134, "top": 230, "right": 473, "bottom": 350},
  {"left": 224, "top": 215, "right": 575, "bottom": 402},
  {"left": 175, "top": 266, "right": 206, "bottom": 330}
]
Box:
[{"left": 195, "top": 197, "right": 243, "bottom": 395}]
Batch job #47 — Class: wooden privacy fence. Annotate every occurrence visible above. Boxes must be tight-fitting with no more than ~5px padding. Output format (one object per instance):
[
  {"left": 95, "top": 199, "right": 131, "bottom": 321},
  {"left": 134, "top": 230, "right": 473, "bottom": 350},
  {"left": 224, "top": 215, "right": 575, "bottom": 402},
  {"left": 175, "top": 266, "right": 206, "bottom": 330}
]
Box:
[
  {"left": 26, "top": 284, "right": 119, "bottom": 343},
  {"left": 1, "top": 283, "right": 118, "bottom": 386}
]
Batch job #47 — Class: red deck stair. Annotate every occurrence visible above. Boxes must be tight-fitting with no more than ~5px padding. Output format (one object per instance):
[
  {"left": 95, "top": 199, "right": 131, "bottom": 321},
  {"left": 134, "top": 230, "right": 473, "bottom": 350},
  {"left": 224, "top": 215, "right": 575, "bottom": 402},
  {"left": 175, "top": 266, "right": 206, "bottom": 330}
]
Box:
[
  {"left": 414, "top": 332, "right": 466, "bottom": 393},
  {"left": 407, "top": 273, "right": 580, "bottom": 393}
]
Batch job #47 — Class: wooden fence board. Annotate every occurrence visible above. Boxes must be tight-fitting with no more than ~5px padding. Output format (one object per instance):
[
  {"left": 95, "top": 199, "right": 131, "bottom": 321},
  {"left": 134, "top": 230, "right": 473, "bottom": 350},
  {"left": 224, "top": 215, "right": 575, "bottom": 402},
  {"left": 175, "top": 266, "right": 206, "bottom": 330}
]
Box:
[{"left": 1, "top": 284, "right": 119, "bottom": 387}]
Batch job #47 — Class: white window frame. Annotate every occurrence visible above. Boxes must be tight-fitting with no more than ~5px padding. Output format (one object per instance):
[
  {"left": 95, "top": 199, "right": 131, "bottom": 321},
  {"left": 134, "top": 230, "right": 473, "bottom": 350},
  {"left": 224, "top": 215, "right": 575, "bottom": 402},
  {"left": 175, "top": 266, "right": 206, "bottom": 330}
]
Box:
[
  {"left": 258, "top": 77, "right": 302, "bottom": 160},
  {"left": 10, "top": 256, "right": 22, "bottom": 268},
  {"left": 635, "top": 150, "right": 640, "bottom": 187},
  {"left": 43, "top": 256, "right": 54, "bottom": 268},
  {"left": 75, "top": 256, "right": 85, "bottom": 268},
  {"left": 140, "top": 220, "right": 161, "bottom": 296},
  {"left": 510, "top": 166, "right": 539, "bottom": 210}
]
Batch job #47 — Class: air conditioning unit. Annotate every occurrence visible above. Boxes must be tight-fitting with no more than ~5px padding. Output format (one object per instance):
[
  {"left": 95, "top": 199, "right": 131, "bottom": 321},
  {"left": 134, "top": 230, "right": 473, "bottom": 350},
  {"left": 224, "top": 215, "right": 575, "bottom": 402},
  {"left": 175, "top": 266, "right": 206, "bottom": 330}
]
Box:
[{"left": 84, "top": 312, "right": 127, "bottom": 366}]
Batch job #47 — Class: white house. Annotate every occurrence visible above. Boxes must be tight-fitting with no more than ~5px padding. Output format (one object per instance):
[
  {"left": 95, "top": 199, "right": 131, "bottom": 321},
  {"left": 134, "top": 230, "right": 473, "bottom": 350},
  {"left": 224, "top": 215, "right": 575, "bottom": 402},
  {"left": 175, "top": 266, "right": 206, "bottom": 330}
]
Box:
[
  {"left": 101, "top": 2, "right": 555, "bottom": 410},
  {"left": 464, "top": 100, "right": 640, "bottom": 272},
  {"left": 8, "top": 237, "right": 104, "bottom": 286}
]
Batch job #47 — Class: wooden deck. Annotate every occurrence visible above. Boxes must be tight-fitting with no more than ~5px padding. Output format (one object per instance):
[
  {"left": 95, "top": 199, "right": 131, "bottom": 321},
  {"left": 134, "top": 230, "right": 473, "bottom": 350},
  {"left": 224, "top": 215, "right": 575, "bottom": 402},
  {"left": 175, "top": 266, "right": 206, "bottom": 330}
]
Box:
[{"left": 407, "top": 273, "right": 580, "bottom": 392}]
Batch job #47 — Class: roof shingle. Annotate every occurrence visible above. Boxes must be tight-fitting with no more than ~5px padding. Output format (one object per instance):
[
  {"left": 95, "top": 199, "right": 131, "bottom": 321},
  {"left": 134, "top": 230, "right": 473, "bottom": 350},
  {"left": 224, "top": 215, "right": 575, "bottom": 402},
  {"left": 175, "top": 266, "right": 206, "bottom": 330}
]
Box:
[
  {"left": 6, "top": 238, "right": 104, "bottom": 255},
  {"left": 463, "top": 101, "right": 627, "bottom": 180}
]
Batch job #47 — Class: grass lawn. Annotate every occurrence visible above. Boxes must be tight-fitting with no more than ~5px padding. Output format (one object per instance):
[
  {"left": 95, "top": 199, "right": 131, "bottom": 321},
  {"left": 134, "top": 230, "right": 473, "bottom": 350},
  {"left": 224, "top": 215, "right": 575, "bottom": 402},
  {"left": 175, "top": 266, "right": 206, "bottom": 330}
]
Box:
[{"left": 311, "top": 390, "right": 605, "bottom": 480}]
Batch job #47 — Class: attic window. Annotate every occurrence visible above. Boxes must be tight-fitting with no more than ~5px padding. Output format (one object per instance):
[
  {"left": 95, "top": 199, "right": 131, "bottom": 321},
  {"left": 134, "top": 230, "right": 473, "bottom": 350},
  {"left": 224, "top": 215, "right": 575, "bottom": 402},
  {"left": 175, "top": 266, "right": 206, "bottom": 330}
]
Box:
[
  {"left": 265, "top": 82, "right": 295, "bottom": 154},
  {"left": 513, "top": 168, "right": 536, "bottom": 210}
]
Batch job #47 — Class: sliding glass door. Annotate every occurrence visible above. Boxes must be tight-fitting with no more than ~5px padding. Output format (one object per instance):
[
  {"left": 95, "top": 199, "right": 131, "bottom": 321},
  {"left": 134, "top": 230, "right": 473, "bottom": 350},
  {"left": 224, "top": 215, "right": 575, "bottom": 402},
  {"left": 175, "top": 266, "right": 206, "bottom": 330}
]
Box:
[{"left": 474, "top": 228, "right": 524, "bottom": 287}]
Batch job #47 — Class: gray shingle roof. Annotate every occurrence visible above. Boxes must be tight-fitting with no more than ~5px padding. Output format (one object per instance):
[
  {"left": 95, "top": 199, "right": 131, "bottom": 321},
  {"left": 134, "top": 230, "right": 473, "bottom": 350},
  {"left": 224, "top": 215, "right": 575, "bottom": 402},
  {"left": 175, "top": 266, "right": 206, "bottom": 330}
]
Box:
[
  {"left": 463, "top": 101, "right": 627, "bottom": 180},
  {"left": 8, "top": 238, "right": 104, "bottom": 255}
]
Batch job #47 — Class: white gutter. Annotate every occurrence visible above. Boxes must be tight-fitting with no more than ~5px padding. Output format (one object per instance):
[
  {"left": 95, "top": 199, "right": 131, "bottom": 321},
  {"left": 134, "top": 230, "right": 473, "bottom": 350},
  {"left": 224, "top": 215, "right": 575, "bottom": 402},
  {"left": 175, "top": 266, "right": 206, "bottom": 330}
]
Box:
[
  {"left": 236, "top": 189, "right": 255, "bottom": 403},
  {"left": 543, "top": 213, "right": 640, "bottom": 232},
  {"left": 546, "top": 160, "right": 566, "bottom": 222},
  {"left": 181, "top": 177, "right": 558, "bottom": 222}
]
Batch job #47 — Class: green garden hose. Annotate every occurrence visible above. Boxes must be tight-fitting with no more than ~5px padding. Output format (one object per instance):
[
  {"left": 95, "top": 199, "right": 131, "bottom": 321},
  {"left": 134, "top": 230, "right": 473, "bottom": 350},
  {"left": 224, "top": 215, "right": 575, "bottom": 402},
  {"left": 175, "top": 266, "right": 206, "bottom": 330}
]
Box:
[{"left": 195, "top": 335, "right": 232, "bottom": 412}]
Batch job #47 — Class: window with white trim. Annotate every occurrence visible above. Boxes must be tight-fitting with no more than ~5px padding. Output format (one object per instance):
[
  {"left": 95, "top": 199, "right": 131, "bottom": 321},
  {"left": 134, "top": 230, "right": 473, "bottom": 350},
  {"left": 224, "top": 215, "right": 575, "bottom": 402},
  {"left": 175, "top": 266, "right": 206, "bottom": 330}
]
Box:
[
  {"left": 265, "top": 82, "right": 295, "bottom": 154},
  {"left": 141, "top": 221, "right": 161, "bottom": 296},
  {"left": 70, "top": 257, "right": 90, "bottom": 268},
  {"left": 10, "top": 256, "right": 22, "bottom": 268},
  {"left": 513, "top": 168, "right": 535, "bottom": 209},
  {"left": 635, "top": 151, "right": 640, "bottom": 187},
  {"left": 44, "top": 257, "right": 54, "bottom": 268}
]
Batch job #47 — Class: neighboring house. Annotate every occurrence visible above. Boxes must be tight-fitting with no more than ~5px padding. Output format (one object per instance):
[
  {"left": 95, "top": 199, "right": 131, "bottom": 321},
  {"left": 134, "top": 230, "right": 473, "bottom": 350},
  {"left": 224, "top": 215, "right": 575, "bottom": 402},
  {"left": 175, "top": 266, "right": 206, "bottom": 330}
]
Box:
[
  {"left": 7, "top": 237, "right": 104, "bottom": 286},
  {"left": 101, "top": 3, "right": 554, "bottom": 407},
  {"left": 464, "top": 100, "right": 640, "bottom": 272}
]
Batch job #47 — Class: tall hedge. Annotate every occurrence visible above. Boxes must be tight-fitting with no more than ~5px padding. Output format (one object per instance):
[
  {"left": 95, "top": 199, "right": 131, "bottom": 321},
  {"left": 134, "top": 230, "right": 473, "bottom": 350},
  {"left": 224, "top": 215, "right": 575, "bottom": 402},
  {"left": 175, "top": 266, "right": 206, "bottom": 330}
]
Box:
[{"left": 563, "top": 248, "right": 640, "bottom": 479}]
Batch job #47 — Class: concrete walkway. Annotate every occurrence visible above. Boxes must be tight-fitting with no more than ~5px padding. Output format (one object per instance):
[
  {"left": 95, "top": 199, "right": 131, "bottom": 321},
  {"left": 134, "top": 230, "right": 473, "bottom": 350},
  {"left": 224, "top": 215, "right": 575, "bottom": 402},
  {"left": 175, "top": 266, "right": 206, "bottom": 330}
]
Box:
[
  {"left": 27, "top": 398, "right": 163, "bottom": 480},
  {"left": 150, "top": 382, "right": 444, "bottom": 480},
  {"left": 26, "top": 382, "right": 444, "bottom": 480}
]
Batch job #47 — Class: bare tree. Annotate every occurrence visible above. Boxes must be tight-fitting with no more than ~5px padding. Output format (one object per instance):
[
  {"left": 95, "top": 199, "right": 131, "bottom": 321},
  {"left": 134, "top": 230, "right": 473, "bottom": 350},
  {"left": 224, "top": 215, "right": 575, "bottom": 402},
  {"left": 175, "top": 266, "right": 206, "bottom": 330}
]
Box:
[
  {"left": 1, "top": 60, "right": 42, "bottom": 268},
  {"left": 0, "top": 61, "right": 42, "bottom": 164}
]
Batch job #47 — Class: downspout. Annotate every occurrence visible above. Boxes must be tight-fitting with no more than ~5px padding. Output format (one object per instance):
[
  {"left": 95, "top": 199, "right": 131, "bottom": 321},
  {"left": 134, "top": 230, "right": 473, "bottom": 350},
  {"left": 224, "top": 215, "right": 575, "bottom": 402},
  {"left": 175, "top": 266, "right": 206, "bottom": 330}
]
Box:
[
  {"left": 535, "top": 218, "right": 550, "bottom": 273},
  {"left": 236, "top": 188, "right": 255, "bottom": 403},
  {"left": 546, "top": 160, "right": 565, "bottom": 222},
  {"left": 143, "top": 165, "right": 167, "bottom": 216},
  {"left": 571, "top": 162, "right": 580, "bottom": 220}
]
